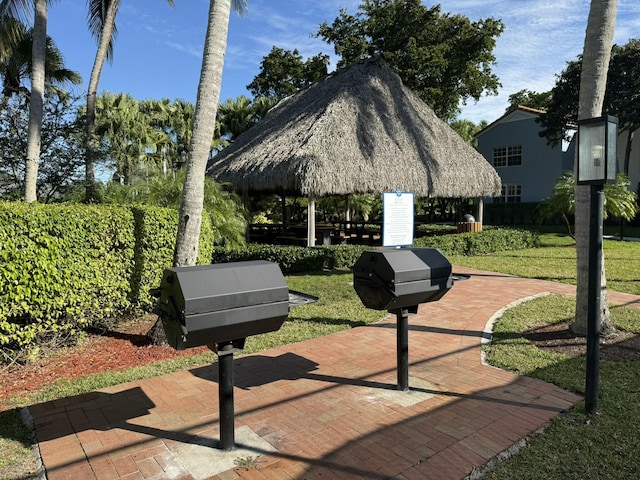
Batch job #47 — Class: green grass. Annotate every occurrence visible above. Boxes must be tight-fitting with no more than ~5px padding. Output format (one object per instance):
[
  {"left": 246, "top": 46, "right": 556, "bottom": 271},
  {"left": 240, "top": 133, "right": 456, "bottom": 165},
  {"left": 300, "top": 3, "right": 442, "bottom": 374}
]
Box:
[
  {"left": 0, "top": 410, "right": 36, "bottom": 479},
  {"left": 482, "top": 294, "right": 640, "bottom": 479},
  {"left": 451, "top": 233, "right": 640, "bottom": 295}
]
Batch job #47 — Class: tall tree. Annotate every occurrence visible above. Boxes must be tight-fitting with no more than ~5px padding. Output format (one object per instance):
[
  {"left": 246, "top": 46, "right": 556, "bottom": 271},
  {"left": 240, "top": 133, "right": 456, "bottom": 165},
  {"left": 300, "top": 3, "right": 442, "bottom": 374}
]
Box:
[
  {"left": 173, "top": 0, "right": 247, "bottom": 267},
  {"left": 573, "top": 0, "right": 618, "bottom": 336},
  {"left": 84, "top": 0, "right": 174, "bottom": 202},
  {"left": 0, "top": 91, "right": 84, "bottom": 201},
  {"left": 316, "top": 0, "right": 504, "bottom": 121},
  {"left": 216, "top": 95, "right": 277, "bottom": 141},
  {"left": 94, "top": 92, "right": 170, "bottom": 185},
  {"left": 247, "top": 47, "right": 329, "bottom": 100},
  {"left": 0, "top": 16, "right": 80, "bottom": 106},
  {"left": 1, "top": 0, "right": 80, "bottom": 202},
  {"left": 506, "top": 89, "right": 553, "bottom": 111},
  {"left": 537, "top": 40, "right": 640, "bottom": 174},
  {"left": 0, "top": 0, "right": 47, "bottom": 202},
  {"left": 449, "top": 119, "right": 487, "bottom": 146}
]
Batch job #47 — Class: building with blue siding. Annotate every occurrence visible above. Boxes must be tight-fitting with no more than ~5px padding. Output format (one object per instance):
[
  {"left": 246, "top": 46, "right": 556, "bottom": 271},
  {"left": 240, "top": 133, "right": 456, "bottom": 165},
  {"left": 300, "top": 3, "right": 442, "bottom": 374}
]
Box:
[{"left": 476, "top": 106, "right": 574, "bottom": 203}]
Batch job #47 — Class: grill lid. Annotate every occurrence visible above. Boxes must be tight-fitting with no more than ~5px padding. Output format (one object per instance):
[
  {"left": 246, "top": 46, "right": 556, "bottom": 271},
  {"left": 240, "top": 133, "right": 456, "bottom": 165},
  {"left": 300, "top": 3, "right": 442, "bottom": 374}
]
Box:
[
  {"left": 161, "top": 261, "right": 289, "bottom": 317},
  {"left": 353, "top": 248, "right": 451, "bottom": 286}
]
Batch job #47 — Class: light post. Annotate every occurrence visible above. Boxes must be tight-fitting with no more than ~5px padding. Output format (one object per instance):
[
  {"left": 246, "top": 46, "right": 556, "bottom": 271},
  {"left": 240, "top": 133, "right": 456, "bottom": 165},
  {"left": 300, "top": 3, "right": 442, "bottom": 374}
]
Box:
[{"left": 576, "top": 114, "right": 618, "bottom": 414}]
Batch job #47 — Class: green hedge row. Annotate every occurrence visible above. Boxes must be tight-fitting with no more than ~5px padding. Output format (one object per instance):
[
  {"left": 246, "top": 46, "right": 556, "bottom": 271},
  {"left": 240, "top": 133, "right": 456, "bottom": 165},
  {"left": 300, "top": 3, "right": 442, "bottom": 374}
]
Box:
[
  {"left": 0, "top": 203, "right": 214, "bottom": 350},
  {"left": 211, "top": 244, "right": 371, "bottom": 273},
  {"left": 213, "top": 227, "right": 539, "bottom": 272},
  {"left": 413, "top": 227, "right": 540, "bottom": 255}
]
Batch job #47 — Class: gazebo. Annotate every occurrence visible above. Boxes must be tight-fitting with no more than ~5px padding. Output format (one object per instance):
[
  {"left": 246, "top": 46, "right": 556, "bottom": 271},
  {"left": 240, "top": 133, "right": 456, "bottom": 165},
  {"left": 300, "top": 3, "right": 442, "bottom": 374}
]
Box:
[{"left": 208, "top": 57, "right": 501, "bottom": 246}]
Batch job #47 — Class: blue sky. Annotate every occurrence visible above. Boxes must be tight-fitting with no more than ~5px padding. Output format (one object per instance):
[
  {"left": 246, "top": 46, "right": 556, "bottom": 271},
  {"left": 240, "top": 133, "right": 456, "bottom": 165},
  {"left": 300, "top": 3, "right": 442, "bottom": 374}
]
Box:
[{"left": 47, "top": 0, "right": 640, "bottom": 125}]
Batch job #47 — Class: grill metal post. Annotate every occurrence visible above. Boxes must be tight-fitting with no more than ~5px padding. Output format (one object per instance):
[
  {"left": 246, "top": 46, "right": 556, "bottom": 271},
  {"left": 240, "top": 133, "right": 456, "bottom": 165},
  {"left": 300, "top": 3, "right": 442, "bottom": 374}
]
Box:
[
  {"left": 394, "top": 308, "right": 409, "bottom": 392},
  {"left": 218, "top": 342, "right": 235, "bottom": 451}
]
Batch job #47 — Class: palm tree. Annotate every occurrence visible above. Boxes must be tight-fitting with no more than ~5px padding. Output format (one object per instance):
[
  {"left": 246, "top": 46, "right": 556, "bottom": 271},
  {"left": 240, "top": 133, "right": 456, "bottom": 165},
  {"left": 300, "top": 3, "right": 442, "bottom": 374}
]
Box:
[
  {"left": 84, "top": 0, "right": 174, "bottom": 202},
  {"left": 0, "top": 0, "right": 47, "bottom": 202},
  {"left": 155, "top": 98, "right": 195, "bottom": 170},
  {"left": 537, "top": 172, "right": 638, "bottom": 238},
  {"left": 1, "top": 0, "right": 81, "bottom": 202},
  {"left": 0, "top": 16, "right": 80, "bottom": 105},
  {"left": 173, "top": 0, "right": 247, "bottom": 267},
  {"left": 95, "top": 92, "right": 171, "bottom": 184},
  {"left": 573, "top": 0, "right": 618, "bottom": 337},
  {"left": 217, "top": 96, "right": 255, "bottom": 140}
]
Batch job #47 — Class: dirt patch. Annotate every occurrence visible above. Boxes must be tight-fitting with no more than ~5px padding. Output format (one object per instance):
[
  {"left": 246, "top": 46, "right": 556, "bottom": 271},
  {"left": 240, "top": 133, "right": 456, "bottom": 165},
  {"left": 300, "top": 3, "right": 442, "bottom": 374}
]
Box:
[
  {"left": 1, "top": 315, "right": 209, "bottom": 410},
  {"left": 524, "top": 322, "right": 640, "bottom": 362}
]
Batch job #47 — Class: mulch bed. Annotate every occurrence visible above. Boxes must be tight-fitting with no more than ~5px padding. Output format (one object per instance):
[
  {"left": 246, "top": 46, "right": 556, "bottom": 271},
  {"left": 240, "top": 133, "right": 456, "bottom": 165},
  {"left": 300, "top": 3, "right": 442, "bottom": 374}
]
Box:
[
  {"left": 0, "top": 315, "right": 209, "bottom": 410},
  {"left": 523, "top": 322, "right": 640, "bottom": 362}
]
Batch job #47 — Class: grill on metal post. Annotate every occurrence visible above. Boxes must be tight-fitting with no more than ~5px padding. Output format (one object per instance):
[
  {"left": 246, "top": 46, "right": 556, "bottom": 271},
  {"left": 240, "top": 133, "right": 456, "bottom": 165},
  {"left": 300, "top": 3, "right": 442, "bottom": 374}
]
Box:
[
  {"left": 159, "top": 260, "right": 316, "bottom": 450},
  {"left": 353, "top": 248, "right": 454, "bottom": 391}
]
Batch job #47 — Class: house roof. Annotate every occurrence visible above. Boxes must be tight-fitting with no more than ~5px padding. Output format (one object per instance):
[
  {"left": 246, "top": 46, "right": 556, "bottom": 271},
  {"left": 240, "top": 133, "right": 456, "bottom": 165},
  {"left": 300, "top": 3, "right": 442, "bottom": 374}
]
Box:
[
  {"left": 208, "top": 57, "right": 501, "bottom": 198},
  {"left": 475, "top": 105, "right": 546, "bottom": 138}
]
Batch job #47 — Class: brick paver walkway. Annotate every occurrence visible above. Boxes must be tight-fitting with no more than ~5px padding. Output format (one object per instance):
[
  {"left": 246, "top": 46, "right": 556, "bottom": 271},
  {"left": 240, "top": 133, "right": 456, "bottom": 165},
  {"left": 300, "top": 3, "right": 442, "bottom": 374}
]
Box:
[{"left": 29, "top": 267, "right": 638, "bottom": 480}]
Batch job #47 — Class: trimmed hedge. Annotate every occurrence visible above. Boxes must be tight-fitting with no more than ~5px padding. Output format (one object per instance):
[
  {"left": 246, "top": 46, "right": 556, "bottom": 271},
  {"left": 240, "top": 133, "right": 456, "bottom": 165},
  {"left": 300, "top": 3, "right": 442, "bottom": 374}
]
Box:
[
  {"left": 0, "top": 203, "right": 214, "bottom": 351},
  {"left": 212, "top": 244, "right": 372, "bottom": 273},
  {"left": 0, "top": 206, "right": 537, "bottom": 356},
  {"left": 413, "top": 227, "right": 540, "bottom": 255},
  {"left": 212, "top": 228, "right": 539, "bottom": 272},
  {"left": 131, "top": 206, "right": 214, "bottom": 310}
]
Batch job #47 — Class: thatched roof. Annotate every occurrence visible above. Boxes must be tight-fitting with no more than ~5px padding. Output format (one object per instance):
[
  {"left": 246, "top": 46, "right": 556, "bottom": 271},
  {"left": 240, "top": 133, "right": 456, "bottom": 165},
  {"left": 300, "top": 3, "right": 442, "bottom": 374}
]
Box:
[{"left": 208, "top": 57, "right": 501, "bottom": 198}]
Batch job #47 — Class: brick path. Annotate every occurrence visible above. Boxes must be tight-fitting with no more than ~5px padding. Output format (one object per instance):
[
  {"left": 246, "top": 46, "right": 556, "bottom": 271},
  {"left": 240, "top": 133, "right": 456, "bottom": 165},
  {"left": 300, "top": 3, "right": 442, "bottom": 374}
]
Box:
[{"left": 29, "top": 267, "right": 638, "bottom": 480}]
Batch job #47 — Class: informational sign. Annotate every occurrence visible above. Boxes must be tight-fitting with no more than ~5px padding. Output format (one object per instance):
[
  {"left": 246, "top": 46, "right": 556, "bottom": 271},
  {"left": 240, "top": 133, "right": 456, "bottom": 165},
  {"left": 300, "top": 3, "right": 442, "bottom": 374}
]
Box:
[{"left": 382, "top": 190, "right": 414, "bottom": 247}]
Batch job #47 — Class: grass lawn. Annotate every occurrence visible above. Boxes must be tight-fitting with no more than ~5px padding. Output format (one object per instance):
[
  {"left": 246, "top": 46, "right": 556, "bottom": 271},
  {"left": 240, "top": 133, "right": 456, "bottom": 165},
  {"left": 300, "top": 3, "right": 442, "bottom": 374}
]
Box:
[
  {"left": 451, "top": 233, "right": 640, "bottom": 295},
  {"left": 1, "top": 231, "right": 639, "bottom": 479},
  {"left": 480, "top": 294, "right": 640, "bottom": 479}
]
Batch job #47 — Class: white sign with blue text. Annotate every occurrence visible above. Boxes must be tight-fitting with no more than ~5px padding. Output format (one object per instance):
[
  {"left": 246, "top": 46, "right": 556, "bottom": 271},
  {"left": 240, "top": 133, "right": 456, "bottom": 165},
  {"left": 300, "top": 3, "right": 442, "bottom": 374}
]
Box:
[{"left": 383, "top": 190, "right": 414, "bottom": 247}]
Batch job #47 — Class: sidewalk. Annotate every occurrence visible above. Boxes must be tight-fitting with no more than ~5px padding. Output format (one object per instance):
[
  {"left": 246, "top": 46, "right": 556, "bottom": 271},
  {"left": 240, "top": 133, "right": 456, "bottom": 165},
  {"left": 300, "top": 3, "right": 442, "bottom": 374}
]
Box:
[{"left": 29, "top": 267, "right": 638, "bottom": 480}]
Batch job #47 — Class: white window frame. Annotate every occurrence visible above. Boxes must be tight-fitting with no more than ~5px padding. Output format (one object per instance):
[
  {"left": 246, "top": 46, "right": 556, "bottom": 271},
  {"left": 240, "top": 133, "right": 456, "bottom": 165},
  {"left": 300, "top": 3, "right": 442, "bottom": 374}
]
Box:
[
  {"left": 493, "top": 145, "right": 522, "bottom": 167},
  {"left": 496, "top": 184, "right": 522, "bottom": 203}
]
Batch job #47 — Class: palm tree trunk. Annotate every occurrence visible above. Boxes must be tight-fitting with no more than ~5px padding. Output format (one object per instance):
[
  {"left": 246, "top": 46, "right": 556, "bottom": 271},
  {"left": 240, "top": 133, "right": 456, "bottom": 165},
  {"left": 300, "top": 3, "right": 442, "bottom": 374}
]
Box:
[
  {"left": 85, "top": 0, "right": 120, "bottom": 203},
  {"left": 573, "top": 0, "right": 617, "bottom": 336},
  {"left": 24, "top": 0, "right": 47, "bottom": 203},
  {"left": 173, "top": 0, "right": 231, "bottom": 267}
]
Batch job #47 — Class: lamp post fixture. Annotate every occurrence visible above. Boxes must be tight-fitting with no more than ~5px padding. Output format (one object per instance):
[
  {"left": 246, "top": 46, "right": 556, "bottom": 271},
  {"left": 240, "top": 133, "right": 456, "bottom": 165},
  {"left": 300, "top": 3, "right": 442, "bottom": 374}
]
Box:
[{"left": 576, "top": 114, "right": 618, "bottom": 414}]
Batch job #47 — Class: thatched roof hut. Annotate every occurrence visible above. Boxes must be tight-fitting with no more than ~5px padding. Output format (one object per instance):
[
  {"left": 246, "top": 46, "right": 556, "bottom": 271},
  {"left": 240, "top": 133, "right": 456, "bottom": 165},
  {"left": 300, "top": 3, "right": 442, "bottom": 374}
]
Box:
[{"left": 208, "top": 57, "right": 501, "bottom": 199}]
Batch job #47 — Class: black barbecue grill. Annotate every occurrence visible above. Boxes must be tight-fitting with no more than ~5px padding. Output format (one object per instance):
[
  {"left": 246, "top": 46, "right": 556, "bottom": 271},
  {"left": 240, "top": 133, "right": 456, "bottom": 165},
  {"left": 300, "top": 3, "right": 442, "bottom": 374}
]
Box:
[
  {"left": 353, "top": 248, "right": 453, "bottom": 311},
  {"left": 158, "top": 260, "right": 317, "bottom": 451},
  {"left": 159, "top": 260, "right": 291, "bottom": 350},
  {"left": 353, "top": 247, "right": 454, "bottom": 392}
]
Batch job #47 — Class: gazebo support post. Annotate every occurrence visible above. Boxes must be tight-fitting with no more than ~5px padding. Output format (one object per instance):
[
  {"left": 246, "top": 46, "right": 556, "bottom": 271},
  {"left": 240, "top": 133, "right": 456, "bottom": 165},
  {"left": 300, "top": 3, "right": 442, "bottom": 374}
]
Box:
[
  {"left": 346, "top": 195, "right": 351, "bottom": 225},
  {"left": 476, "top": 197, "right": 484, "bottom": 230},
  {"left": 242, "top": 186, "right": 249, "bottom": 242},
  {"left": 307, "top": 194, "right": 316, "bottom": 247},
  {"left": 281, "top": 193, "right": 287, "bottom": 227}
]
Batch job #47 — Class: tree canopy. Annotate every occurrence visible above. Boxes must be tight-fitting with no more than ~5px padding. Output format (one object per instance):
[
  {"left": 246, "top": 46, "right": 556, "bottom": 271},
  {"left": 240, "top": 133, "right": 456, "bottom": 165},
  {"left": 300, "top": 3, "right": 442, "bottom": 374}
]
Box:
[
  {"left": 506, "top": 89, "right": 552, "bottom": 112},
  {"left": 537, "top": 38, "right": 640, "bottom": 160},
  {"left": 315, "top": 0, "right": 504, "bottom": 121},
  {"left": 247, "top": 47, "right": 329, "bottom": 100}
]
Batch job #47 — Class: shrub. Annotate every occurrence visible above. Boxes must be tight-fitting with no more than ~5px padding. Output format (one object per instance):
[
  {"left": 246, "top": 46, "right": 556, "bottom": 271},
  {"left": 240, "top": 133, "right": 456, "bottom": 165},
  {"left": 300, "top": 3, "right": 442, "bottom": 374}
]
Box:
[
  {"left": 212, "top": 244, "right": 373, "bottom": 273},
  {"left": 212, "top": 244, "right": 327, "bottom": 273},
  {"left": 0, "top": 202, "right": 214, "bottom": 356},
  {"left": 413, "top": 227, "right": 539, "bottom": 255},
  {"left": 0, "top": 203, "right": 135, "bottom": 352},
  {"left": 131, "top": 207, "right": 214, "bottom": 309}
]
